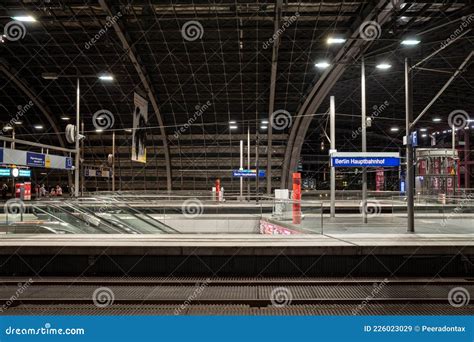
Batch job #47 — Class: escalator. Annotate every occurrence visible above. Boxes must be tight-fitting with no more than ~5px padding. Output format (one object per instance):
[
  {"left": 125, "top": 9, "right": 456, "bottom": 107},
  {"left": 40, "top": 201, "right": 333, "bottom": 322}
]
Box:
[{"left": 77, "top": 201, "right": 178, "bottom": 234}]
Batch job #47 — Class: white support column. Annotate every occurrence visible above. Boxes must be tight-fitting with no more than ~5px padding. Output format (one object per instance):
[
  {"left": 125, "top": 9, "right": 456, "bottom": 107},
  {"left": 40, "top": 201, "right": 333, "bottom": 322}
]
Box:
[
  {"left": 330, "top": 96, "right": 336, "bottom": 218},
  {"left": 74, "top": 78, "right": 80, "bottom": 197},
  {"left": 361, "top": 57, "right": 368, "bottom": 224}
]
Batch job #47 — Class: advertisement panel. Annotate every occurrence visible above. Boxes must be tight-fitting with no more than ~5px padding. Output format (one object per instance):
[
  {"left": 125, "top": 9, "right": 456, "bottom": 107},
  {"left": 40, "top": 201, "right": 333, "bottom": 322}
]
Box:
[{"left": 131, "top": 92, "right": 149, "bottom": 163}]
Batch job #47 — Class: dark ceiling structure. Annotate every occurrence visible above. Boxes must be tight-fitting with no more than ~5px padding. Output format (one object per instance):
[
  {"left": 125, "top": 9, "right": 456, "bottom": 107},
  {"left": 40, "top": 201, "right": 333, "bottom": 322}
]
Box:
[{"left": 0, "top": 0, "right": 473, "bottom": 192}]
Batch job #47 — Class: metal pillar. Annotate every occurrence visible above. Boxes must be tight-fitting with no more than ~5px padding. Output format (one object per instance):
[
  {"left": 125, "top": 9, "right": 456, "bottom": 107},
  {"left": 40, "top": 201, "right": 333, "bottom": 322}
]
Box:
[
  {"left": 112, "top": 131, "right": 115, "bottom": 192},
  {"left": 74, "top": 78, "right": 80, "bottom": 197},
  {"left": 240, "top": 140, "right": 243, "bottom": 198},
  {"left": 330, "top": 96, "right": 336, "bottom": 218},
  {"left": 405, "top": 58, "right": 415, "bottom": 233},
  {"left": 361, "top": 57, "right": 368, "bottom": 223},
  {"left": 256, "top": 133, "right": 259, "bottom": 202},
  {"left": 247, "top": 126, "right": 250, "bottom": 200}
]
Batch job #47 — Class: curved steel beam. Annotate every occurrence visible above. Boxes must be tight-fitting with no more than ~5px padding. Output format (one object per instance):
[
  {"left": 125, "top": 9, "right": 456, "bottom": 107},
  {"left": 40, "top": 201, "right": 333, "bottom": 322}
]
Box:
[
  {"left": 99, "top": 0, "right": 172, "bottom": 192},
  {"left": 0, "top": 63, "right": 72, "bottom": 184},
  {"left": 280, "top": 0, "right": 398, "bottom": 189},
  {"left": 0, "top": 63, "right": 68, "bottom": 150}
]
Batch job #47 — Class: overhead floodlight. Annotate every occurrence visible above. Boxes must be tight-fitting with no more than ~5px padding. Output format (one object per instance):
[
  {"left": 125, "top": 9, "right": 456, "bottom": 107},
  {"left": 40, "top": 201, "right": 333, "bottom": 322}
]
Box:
[
  {"left": 34, "top": 125, "right": 43, "bottom": 130},
  {"left": 401, "top": 39, "right": 420, "bottom": 46},
  {"left": 421, "top": 134, "right": 428, "bottom": 138},
  {"left": 260, "top": 126, "right": 268, "bottom": 130},
  {"left": 432, "top": 118, "right": 441, "bottom": 122},
  {"left": 98, "top": 74, "right": 114, "bottom": 81},
  {"left": 315, "top": 61, "right": 331, "bottom": 69},
  {"left": 11, "top": 16, "right": 36, "bottom": 22},
  {"left": 376, "top": 63, "right": 392, "bottom": 70},
  {"left": 229, "top": 125, "right": 238, "bottom": 130},
  {"left": 41, "top": 72, "right": 59, "bottom": 80},
  {"left": 3, "top": 125, "right": 13, "bottom": 131},
  {"left": 229, "top": 120, "right": 236, "bottom": 124},
  {"left": 95, "top": 129, "right": 104, "bottom": 133},
  {"left": 61, "top": 117, "right": 70, "bottom": 121},
  {"left": 261, "top": 120, "right": 269, "bottom": 124},
  {"left": 13, "top": 120, "right": 22, "bottom": 125},
  {"left": 390, "top": 127, "right": 399, "bottom": 132},
  {"left": 419, "top": 128, "right": 427, "bottom": 132},
  {"left": 327, "top": 37, "right": 346, "bottom": 44}
]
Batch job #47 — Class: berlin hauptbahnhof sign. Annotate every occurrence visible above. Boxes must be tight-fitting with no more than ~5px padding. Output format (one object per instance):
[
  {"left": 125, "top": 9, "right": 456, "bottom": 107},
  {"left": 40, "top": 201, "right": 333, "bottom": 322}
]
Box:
[{"left": 330, "top": 152, "right": 400, "bottom": 168}]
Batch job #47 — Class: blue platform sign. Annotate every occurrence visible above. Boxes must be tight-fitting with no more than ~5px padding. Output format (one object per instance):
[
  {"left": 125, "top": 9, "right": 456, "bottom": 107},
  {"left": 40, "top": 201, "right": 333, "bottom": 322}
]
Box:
[
  {"left": 411, "top": 131, "right": 418, "bottom": 147},
  {"left": 0, "top": 148, "right": 3, "bottom": 163},
  {"left": 26, "top": 152, "right": 45, "bottom": 167},
  {"left": 65, "top": 157, "right": 73, "bottom": 170},
  {"left": 331, "top": 152, "right": 400, "bottom": 168},
  {"left": 233, "top": 169, "right": 266, "bottom": 177}
]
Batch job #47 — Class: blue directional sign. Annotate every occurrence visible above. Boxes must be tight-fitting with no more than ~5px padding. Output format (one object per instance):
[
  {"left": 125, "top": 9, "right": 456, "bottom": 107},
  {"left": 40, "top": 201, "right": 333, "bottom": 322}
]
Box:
[
  {"left": 233, "top": 169, "right": 266, "bottom": 177},
  {"left": 330, "top": 152, "right": 400, "bottom": 168},
  {"left": 65, "top": 157, "right": 73, "bottom": 170},
  {"left": 26, "top": 152, "right": 45, "bottom": 167}
]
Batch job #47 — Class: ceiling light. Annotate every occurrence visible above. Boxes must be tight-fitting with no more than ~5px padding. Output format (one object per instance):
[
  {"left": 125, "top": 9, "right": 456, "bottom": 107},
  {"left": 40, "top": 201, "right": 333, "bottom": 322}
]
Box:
[
  {"left": 229, "top": 120, "right": 236, "bottom": 124},
  {"left": 260, "top": 126, "right": 268, "bottom": 130},
  {"left": 98, "top": 74, "right": 114, "bottom": 81},
  {"left": 3, "top": 125, "right": 13, "bottom": 131},
  {"left": 433, "top": 118, "right": 441, "bottom": 122},
  {"left": 315, "top": 61, "right": 331, "bottom": 69},
  {"left": 419, "top": 128, "right": 427, "bottom": 132},
  {"left": 125, "top": 129, "right": 132, "bottom": 133},
  {"left": 229, "top": 125, "right": 238, "bottom": 130},
  {"left": 261, "top": 120, "right": 269, "bottom": 124},
  {"left": 421, "top": 134, "right": 427, "bottom": 138},
  {"left": 401, "top": 39, "right": 421, "bottom": 46},
  {"left": 442, "top": 130, "right": 447, "bottom": 134},
  {"left": 95, "top": 129, "right": 104, "bottom": 133},
  {"left": 11, "top": 16, "right": 37, "bottom": 22},
  {"left": 41, "top": 72, "right": 59, "bottom": 80},
  {"left": 376, "top": 63, "right": 392, "bottom": 70},
  {"left": 327, "top": 37, "right": 346, "bottom": 44},
  {"left": 61, "top": 117, "right": 70, "bottom": 121},
  {"left": 13, "top": 120, "right": 22, "bottom": 125},
  {"left": 390, "top": 127, "right": 399, "bottom": 132},
  {"left": 34, "top": 125, "right": 43, "bottom": 130}
]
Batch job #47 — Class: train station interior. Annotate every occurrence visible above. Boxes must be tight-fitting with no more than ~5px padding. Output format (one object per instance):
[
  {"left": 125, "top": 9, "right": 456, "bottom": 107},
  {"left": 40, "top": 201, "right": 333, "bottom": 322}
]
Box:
[{"left": 0, "top": 0, "right": 473, "bottom": 318}]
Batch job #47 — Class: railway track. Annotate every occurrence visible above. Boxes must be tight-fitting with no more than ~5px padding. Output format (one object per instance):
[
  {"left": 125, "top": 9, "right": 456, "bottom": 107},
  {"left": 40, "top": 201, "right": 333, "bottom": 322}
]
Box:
[{"left": 1, "top": 277, "right": 472, "bottom": 315}]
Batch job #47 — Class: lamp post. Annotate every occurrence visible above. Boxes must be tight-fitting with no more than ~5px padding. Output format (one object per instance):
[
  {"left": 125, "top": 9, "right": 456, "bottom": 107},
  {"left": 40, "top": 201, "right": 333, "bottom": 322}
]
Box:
[{"left": 42, "top": 72, "right": 114, "bottom": 197}]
